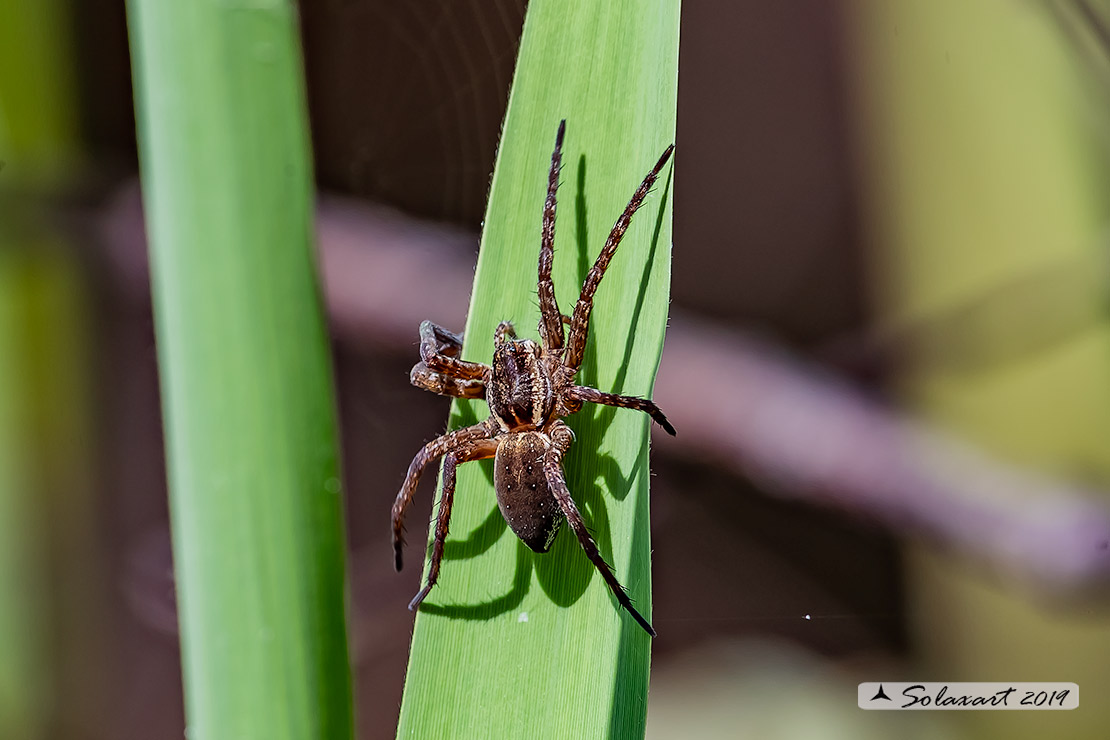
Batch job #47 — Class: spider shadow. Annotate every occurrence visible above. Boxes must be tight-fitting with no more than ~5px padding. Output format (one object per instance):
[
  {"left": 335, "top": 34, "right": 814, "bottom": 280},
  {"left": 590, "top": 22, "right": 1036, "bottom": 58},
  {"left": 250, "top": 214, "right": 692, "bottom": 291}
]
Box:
[
  {"left": 532, "top": 155, "right": 669, "bottom": 611},
  {"left": 603, "top": 164, "right": 672, "bottom": 736},
  {"left": 417, "top": 154, "right": 672, "bottom": 628},
  {"left": 575, "top": 156, "right": 673, "bottom": 464},
  {"left": 415, "top": 541, "right": 533, "bottom": 621},
  {"left": 428, "top": 398, "right": 641, "bottom": 616}
]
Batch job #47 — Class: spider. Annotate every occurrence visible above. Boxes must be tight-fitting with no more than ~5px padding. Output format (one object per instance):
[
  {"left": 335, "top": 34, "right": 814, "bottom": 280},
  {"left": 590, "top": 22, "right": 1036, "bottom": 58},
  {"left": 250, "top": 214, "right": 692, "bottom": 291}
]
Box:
[{"left": 392, "top": 120, "right": 675, "bottom": 637}]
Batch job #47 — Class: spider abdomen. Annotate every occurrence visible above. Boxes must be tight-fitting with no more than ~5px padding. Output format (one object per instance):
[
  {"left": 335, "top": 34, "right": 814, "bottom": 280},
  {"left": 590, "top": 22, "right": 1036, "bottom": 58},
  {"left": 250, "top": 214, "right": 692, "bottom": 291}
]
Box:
[{"left": 494, "top": 431, "right": 563, "bottom": 552}]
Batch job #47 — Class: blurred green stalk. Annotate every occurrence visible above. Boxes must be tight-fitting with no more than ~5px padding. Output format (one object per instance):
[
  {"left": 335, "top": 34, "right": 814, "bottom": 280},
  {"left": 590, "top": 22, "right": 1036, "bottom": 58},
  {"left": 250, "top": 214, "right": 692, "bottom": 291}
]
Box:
[
  {"left": 0, "top": 254, "right": 51, "bottom": 740},
  {"left": 397, "top": 0, "right": 679, "bottom": 737},
  {"left": 851, "top": 1, "right": 1110, "bottom": 740},
  {"left": 127, "top": 2, "right": 353, "bottom": 738},
  {"left": 1, "top": 0, "right": 92, "bottom": 737}
]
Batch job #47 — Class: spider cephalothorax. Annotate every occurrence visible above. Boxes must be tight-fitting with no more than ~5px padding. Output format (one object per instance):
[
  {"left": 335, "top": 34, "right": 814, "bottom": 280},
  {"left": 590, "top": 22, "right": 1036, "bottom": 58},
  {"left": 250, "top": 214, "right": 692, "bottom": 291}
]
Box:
[{"left": 392, "top": 121, "right": 675, "bottom": 636}]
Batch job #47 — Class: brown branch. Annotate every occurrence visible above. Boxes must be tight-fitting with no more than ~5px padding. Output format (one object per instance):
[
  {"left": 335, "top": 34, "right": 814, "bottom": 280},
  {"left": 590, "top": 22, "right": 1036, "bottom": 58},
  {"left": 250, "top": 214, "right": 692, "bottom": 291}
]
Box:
[{"left": 657, "top": 320, "right": 1110, "bottom": 593}]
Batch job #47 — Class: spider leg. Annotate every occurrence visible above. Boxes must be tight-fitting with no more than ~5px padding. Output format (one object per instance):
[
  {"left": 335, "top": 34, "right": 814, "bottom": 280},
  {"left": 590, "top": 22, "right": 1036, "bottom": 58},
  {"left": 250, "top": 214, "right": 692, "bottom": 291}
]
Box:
[
  {"left": 419, "top": 320, "right": 489, "bottom": 381},
  {"left": 543, "top": 423, "right": 656, "bottom": 637},
  {"left": 567, "top": 385, "right": 675, "bottom": 436},
  {"left": 422, "top": 320, "right": 465, "bottom": 355},
  {"left": 392, "top": 418, "right": 498, "bottom": 571},
  {"left": 538, "top": 120, "right": 567, "bottom": 352},
  {"left": 409, "top": 438, "right": 499, "bottom": 611},
  {"left": 563, "top": 143, "right": 675, "bottom": 373},
  {"left": 410, "top": 362, "right": 486, "bottom": 400}
]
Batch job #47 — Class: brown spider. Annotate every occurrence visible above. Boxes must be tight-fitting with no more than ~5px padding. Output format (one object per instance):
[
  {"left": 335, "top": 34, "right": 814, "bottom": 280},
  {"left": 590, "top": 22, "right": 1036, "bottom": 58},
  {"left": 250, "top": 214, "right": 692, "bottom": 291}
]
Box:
[{"left": 392, "top": 120, "right": 675, "bottom": 637}]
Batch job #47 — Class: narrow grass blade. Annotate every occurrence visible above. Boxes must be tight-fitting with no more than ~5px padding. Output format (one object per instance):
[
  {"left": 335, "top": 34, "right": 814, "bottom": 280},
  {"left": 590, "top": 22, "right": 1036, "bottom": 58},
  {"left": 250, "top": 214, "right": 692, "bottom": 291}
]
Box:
[
  {"left": 397, "top": 0, "right": 679, "bottom": 737},
  {"left": 127, "top": 2, "right": 353, "bottom": 738}
]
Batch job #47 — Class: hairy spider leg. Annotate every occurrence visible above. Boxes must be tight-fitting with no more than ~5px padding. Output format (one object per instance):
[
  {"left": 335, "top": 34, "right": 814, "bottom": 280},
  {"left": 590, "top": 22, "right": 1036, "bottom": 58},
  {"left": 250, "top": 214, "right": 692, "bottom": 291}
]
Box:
[
  {"left": 408, "top": 438, "right": 499, "bottom": 611},
  {"left": 407, "top": 452, "right": 458, "bottom": 610},
  {"left": 392, "top": 418, "right": 499, "bottom": 571},
  {"left": 567, "top": 385, "right": 676, "bottom": 436},
  {"left": 543, "top": 422, "right": 656, "bottom": 637},
  {"left": 538, "top": 120, "right": 567, "bottom": 352},
  {"left": 410, "top": 363, "right": 486, "bottom": 399},
  {"left": 419, "top": 320, "right": 489, "bottom": 380},
  {"left": 563, "top": 143, "right": 676, "bottom": 372},
  {"left": 422, "top": 321, "right": 466, "bottom": 357},
  {"left": 410, "top": 320, "right": 489, "bottom": 398}
]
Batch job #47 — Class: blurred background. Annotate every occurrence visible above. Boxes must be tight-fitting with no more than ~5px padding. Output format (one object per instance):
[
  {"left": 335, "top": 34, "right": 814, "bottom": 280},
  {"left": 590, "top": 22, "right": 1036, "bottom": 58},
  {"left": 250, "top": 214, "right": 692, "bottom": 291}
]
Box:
[{"left": 4, "top": 0, "right": 1110, "bottom": 738}]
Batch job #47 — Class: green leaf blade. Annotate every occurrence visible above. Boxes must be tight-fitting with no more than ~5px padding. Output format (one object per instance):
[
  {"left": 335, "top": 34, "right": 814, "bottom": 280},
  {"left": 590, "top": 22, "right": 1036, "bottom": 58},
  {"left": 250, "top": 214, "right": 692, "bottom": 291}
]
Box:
[{"left": 398, "top": 0, "right": 679, "bottom": 737}]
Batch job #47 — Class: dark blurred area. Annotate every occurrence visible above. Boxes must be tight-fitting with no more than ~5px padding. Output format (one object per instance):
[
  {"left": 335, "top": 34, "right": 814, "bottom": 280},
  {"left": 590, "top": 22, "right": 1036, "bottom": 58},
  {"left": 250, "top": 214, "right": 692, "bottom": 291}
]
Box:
[{"left": 7, "top": 1, "right": 1110, "bottom": 739}]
